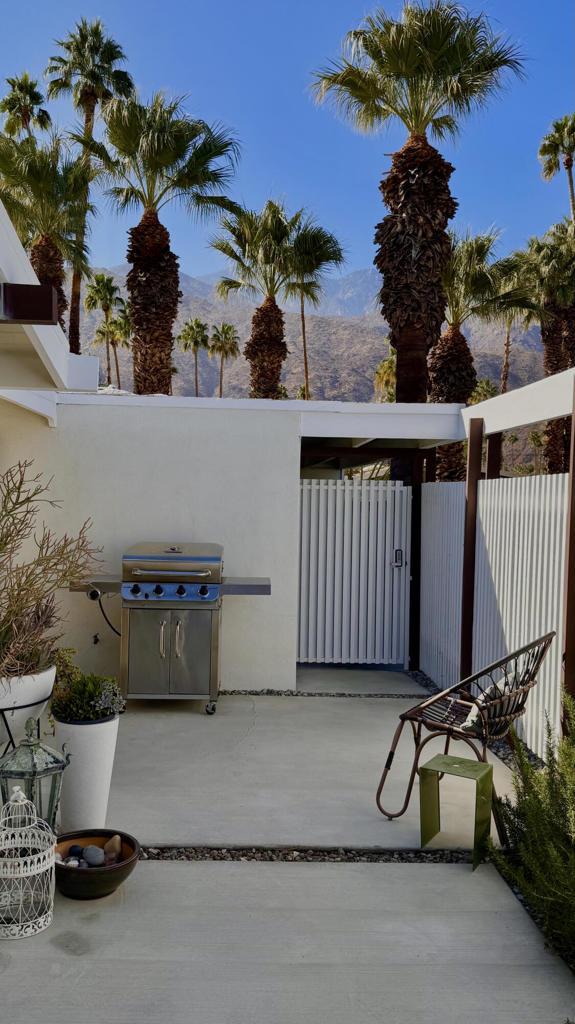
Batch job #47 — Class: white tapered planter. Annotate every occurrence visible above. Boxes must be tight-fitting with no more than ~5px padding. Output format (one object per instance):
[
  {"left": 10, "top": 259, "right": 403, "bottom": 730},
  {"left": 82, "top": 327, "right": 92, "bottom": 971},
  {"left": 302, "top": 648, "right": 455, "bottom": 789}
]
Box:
[
  {"left": 54, "top": 715, "right": 119, "bottom": 832},
  {"left": 0, "top": 667, "right": 55, "bottom": 745}
]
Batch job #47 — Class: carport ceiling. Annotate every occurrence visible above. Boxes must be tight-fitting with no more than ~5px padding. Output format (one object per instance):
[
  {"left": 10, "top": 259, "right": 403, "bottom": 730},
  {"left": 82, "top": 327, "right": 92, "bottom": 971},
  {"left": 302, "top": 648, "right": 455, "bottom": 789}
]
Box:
[{"left": 300, "top": 437, "right": 436, "bottom": 470}]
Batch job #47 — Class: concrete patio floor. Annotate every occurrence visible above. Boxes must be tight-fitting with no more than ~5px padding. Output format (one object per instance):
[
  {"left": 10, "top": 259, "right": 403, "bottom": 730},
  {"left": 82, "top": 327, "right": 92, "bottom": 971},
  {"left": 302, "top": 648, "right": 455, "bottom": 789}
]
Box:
[
  {"left": 4, "top": 861, "right": 574, "bottom": 1023},
  {"left": 107, "top": 680, "right": 513, "bottom": 847}
]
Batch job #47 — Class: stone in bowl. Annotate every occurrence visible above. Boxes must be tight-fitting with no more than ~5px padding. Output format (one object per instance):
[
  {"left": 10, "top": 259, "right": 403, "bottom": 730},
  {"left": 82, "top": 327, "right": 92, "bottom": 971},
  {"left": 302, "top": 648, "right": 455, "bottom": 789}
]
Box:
[{"left": 55, "top": 829, "right": 140, "bottom": 900}]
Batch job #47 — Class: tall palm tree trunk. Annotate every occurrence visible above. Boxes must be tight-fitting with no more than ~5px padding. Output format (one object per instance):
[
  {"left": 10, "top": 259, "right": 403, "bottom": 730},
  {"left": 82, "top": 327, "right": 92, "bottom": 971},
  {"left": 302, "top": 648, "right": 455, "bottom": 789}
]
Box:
[
  {"left": 542, "top": 309, "right": 569, "bottom": 473},
  {"left": 428, "top": 324, "right": 477, "bottom": 481},
  {"left": 127, "top": 208, "right": 181, "bottom": 395},
  {"left": 219, "top": 357, "right": 224, "bottom": 398},
  {"left": 194, "top": 351, "right": 199, "bottom": 397},
  {"left": 374, "top": 134, "right": 457, "bottom": 404},
  {"left": 244, "top": 295, "right": 287, "bottom": 399},
  {"left": 68, "top": 103, "right": 96, "bottom": 355},
  {"left": 103, "top": 311, "right": 112, "bottom": 386},
  {"left": 112, "top": 343, "right": 121, "bottom": 389},
  {"left": 500, "top": 321, "right": 512, "bottom": 393},
  {"left": 30, "top": 234, "right": 67, "bottom": 330},
  {"left": 300, "top": 293, "right": 310, "bottom": 399}
]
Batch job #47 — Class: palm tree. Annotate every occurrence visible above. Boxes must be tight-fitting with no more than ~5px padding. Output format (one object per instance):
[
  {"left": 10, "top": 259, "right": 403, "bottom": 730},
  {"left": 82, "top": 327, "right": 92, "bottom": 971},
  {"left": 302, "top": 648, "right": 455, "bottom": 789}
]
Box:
[
  {"left": 0, "top": 135, "right": 90, "bottom": 328},
  {"left": 209, "top": 323, "right": 240, "bottom": 397},
  {"left": 313, "top": 2, "right": 523, "bottom": 405},
  {"left": 107, "top": 298, "right": 132, "bottom": 389},
  {"left": 177, "top": 318, "right": 210, "bottom": 396},
  {"left": 289, "top": 216, "right": 344, "bottom": 399},
  {"left": 428, "top": 230, "right": 533, "bottom": 480},
  {"left": 46, "top": 18, "right": 134, "bottom": 354},
  {"left": 513, "top": 222, "right": 575, "bottom": 472},
  {"left": 80, "top": 93, "right": 238, "bottom": 394},
  {"left": 0, "top": 73, "right": 51, "bottom": 138},
  {"left": 538, "top": 114, "right": 575, "bottom": 221},
  {"left": 374, "top": 345, "right": 396, "bottom": 401},
  {"left": 213, "top": 201, "right": 301, "bottom": 398},
  {"left": 84, "top": 272, "right": 122, "bottom": 386}
]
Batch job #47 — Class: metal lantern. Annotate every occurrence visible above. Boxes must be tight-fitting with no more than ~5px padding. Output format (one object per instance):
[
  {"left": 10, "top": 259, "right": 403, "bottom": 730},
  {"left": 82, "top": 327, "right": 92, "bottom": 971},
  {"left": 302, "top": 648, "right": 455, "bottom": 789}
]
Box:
[
  {"left": 0, "top": 718, "right": 70, "bottom": 832},
  {"left": 0, "top": 786, "right": 55, "bottom": 939}
]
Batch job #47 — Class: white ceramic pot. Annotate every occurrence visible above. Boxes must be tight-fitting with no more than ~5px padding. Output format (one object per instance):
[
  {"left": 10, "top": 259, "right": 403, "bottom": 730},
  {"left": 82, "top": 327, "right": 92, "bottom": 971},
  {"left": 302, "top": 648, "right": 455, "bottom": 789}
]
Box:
[
  {"left": 0, "top": 666, "right": 56, "bottom": 746},
  {"left": 54, "top": 715, "right": 120, "bottom": 832}
]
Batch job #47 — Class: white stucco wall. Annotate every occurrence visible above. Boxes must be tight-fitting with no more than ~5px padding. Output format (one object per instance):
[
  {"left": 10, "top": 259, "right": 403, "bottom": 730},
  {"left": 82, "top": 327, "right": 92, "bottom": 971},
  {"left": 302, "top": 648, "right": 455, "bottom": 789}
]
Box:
[{"left": 0, "top": 398, "right": 301, "bottom": 691}]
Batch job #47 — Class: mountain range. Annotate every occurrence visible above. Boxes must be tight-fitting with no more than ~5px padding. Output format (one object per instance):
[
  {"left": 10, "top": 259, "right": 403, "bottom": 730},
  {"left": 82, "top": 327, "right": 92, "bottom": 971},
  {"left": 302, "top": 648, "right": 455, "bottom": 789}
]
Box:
[{"left": 80, "top": 266, "right": 544, "bottom": 401}]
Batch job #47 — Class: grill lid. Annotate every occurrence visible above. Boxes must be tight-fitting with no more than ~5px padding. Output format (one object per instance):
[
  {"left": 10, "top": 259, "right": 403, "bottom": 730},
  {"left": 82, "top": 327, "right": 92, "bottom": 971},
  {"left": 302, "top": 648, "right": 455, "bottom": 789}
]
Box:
[{"left": 122, "top": 543, "right": 223, "bottom": 583}]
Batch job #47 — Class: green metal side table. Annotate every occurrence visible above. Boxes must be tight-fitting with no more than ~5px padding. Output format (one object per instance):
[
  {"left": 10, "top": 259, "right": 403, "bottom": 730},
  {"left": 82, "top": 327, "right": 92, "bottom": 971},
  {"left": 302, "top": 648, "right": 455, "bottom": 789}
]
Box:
[{"left": 419, "top": 754, "right": 493, "bottom": 870}]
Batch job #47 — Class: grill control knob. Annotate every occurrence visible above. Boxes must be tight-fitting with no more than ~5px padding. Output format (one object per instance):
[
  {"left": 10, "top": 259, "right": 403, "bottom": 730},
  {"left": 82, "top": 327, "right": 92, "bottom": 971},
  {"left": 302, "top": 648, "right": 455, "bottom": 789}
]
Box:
[
  {"left": 199, "top": 584, "right": 209, "bottom": 597},
  {"left": 153, "top": 584, "right": 164, "bottom": 596},
  {"left": 130, "top": 584, "right": 141, "bottom": 595},
  {"left": 176, "top": 585, "right": 186, "bottom": 596}
]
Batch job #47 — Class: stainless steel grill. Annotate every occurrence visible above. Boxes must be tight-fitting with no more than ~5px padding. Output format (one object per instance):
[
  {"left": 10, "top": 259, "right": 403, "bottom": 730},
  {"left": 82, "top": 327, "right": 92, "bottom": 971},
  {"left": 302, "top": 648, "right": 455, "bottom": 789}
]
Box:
[{"left": 74, "top": 542, "right": 270, "bottom": 714}]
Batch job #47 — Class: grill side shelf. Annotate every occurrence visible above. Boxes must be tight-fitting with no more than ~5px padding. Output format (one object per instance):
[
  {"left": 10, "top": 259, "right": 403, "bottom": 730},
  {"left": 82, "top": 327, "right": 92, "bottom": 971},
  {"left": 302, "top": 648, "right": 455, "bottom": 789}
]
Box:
[{"left": 220, "top": 577, "right": 271, "bottom": 596}]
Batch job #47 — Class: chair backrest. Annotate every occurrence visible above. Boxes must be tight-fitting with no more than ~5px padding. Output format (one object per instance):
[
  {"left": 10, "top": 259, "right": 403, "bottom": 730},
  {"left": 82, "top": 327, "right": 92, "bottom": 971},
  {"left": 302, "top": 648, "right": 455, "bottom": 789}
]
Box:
[{"left": 463, "top": 632, "right": 556, "bottom": 738}]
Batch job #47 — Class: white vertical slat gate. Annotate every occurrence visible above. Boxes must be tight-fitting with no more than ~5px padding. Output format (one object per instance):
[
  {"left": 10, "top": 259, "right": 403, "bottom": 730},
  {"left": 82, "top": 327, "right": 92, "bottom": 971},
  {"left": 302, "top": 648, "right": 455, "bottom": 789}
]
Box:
[{"left": 298, "top": 480, "right": 411, "bottom": 666}]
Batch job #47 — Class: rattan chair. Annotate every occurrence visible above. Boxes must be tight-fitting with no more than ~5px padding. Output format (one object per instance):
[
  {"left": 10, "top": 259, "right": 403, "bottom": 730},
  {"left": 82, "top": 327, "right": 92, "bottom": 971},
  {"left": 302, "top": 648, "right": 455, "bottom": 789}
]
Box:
[{"left": 376, "top": 632, "right": 555, "bottom": 822}]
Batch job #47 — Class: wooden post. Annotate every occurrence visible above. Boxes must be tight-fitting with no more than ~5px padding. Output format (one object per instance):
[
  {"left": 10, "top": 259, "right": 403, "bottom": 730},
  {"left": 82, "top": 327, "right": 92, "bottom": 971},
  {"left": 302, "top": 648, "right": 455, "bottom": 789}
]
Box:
[
  {"left": 460, "top": 418, "right": 484, "bottom": 679},
  {"left": 409, "top": 452, "right": 423, "bottom": 672},
  {"left": 486, "top": 432, "right": 502, "bottom": 480},
  {"left": 563, "top": 383, "right": 575, "bottom": 699}
]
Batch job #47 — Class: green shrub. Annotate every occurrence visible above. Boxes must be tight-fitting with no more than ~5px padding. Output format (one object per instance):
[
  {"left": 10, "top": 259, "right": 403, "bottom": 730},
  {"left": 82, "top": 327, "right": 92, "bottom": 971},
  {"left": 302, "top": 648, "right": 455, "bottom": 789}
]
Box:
[
  {"left": 51, "top": 648, "right": 125, "bottom": 723},
  {"left": 491, "top": 697, "right": 575, "bottom": 964}
]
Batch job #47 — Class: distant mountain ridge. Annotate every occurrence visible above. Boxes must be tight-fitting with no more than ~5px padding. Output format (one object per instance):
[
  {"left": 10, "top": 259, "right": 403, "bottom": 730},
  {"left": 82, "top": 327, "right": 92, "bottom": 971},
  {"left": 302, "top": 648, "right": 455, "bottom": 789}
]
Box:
[{"left": 79, "top": 265, "right": 543, "bottom": 400}]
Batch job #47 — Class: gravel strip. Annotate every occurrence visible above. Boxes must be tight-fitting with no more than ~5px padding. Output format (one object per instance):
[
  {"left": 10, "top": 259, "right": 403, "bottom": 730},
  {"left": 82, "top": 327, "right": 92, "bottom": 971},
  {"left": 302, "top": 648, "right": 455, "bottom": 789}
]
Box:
[
  {"left": 141, "top": 845, "right": 471, "bottom": 864},
  {"left": 220, "top": 689, "right": 424, "bottom": 699}
]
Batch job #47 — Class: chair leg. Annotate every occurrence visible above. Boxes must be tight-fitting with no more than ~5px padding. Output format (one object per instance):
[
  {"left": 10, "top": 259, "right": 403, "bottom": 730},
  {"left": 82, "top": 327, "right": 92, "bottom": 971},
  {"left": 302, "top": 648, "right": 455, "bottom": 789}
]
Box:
[
  {"left": 376, "top": 718, "right": 410, "bottom": 819},
  {"left": 376, "top": 720, "right": 427, "bottom": 820}
]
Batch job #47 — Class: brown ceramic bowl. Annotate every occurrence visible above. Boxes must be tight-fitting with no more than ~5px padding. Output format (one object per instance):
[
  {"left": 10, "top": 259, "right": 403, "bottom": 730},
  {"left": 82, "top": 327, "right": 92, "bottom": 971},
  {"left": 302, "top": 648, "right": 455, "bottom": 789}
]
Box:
[{"left": 55, "top": 829, "right": 140, "bottom": 900}]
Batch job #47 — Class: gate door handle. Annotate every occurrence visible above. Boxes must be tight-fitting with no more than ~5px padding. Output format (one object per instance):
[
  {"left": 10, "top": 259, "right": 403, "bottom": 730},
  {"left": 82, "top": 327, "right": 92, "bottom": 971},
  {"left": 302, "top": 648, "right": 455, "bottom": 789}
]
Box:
[{"left": 393, "top": 549, "right": 404, "bottom": 568}]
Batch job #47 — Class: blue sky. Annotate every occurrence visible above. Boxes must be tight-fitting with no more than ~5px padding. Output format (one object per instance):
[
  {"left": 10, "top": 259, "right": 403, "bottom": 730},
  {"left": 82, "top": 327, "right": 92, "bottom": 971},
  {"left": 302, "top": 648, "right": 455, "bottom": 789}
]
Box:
[{"left": 2, "top": 0, "right": 574, "bottom": 276}]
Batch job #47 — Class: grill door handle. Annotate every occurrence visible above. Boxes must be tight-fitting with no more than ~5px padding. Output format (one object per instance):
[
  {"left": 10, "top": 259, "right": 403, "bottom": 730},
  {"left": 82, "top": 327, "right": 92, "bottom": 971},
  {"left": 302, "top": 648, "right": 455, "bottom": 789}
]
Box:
[
  {"left": 159, "top": 619, "right": 167, "bottom": 659},
  {"left": 175, "top": 619, "right": 182, "bottom": 658},
  {"left": 131, "top": 568, "right": 212, "bottom": 578}
]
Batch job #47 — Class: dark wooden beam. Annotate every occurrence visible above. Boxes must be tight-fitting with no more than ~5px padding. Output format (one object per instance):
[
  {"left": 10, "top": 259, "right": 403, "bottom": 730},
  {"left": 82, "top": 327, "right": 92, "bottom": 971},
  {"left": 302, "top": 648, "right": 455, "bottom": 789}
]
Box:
[
  {"left": 1, "top": 283, "right": 58, "bottom": 325},
  {"left": 563, "top": 384, "right": 575, "bottom": 701},
  {"left": 409, "top": 452, "right": 424, "bottom": 671},
  {"left": 486, "top": 432, "right": 502, "bottom": 479},
  {"left": 460, "top": 418, "right": 484, "bottom": 679}
]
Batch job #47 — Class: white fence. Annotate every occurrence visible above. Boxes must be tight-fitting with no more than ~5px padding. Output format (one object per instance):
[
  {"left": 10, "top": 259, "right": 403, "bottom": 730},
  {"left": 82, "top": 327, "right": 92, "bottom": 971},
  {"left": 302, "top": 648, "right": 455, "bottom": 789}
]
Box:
[
  {"left": 420, "top": 474, "right": 568, "bottom": 758},
  {"left": 298, "top": 479, "right": 411, "bottom": 666},
  {"left": 473, "top": 475, "right": 567, "bottom": 755},
  {"left": 420, "top": 482, "right": 465, "bottom": 688}
]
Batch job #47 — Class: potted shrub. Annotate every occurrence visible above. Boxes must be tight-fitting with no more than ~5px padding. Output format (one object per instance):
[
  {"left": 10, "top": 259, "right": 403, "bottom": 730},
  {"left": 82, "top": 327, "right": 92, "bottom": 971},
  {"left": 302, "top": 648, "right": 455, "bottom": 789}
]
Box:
[
  {"left": 0, "top": 462, "right": 95, "bottom": 746},
  {"left": 51, "top": 649, "right": 125, "bottom": 832}
]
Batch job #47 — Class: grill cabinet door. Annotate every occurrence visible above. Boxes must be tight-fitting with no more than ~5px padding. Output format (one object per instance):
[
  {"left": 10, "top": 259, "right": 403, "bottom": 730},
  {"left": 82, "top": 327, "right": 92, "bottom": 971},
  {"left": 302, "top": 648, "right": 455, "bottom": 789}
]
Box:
[
  {"left": 127, "top": 609, "right": 171, "bottom": 695},
  {"left": 170, "top": 610, "right": 212, "bottom": 695}
]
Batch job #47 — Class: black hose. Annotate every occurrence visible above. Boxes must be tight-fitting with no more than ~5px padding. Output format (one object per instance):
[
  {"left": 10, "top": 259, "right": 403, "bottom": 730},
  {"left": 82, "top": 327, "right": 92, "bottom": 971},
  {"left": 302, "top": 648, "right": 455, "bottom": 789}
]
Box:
[{"left": 98, "top": 597, "right": 121, "bottom": 637}]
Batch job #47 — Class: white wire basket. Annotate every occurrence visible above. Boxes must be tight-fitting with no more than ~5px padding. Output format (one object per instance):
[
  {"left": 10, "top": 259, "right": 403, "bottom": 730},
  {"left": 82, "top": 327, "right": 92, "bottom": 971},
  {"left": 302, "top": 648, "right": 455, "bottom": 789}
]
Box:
[{"left": 0, "top": 786, "right": 55, "bottom": 939}]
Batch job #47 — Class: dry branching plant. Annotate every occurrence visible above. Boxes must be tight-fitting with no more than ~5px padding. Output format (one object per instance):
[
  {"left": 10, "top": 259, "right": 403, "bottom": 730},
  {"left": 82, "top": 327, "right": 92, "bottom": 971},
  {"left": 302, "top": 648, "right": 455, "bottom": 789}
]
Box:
[{"left": 0, "top": 461, "right": 98, "bottom": 678}]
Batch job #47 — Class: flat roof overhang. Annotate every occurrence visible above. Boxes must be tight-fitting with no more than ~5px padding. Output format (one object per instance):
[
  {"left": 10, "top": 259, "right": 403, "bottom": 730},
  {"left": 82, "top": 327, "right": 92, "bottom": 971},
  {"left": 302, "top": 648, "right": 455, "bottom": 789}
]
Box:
[{"left": 0, "top": 202, "right": 98, "bottom": 392}]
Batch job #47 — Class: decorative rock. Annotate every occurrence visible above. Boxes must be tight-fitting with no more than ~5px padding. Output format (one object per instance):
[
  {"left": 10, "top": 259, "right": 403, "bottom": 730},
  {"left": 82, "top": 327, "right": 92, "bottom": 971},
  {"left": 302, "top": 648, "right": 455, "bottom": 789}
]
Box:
[
  {"left": 78, "top": 859, "right": 89, "bottom": 869},
  {"left": 69, "top": 844, "right": 84, "bottom": 859},
  {"left": 104, "top": 835, "right": 122, "bottom": 862},
  {"left": 64, "top": 857, "right": 80, "bottom": 868},
  {"left": 83, "top": 845, "right": 105, "bottom": 867}
]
